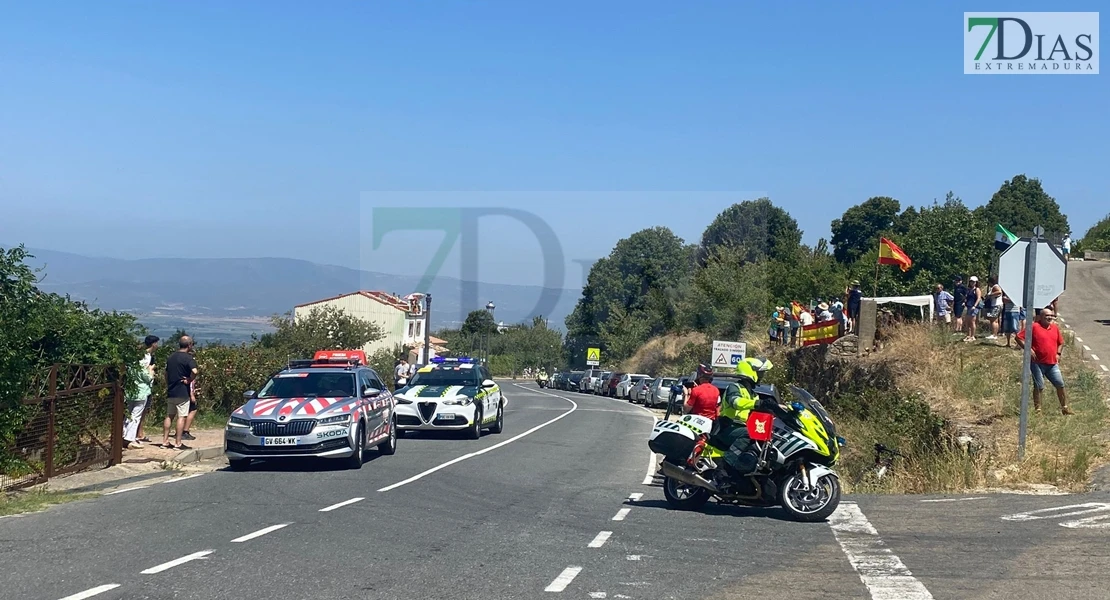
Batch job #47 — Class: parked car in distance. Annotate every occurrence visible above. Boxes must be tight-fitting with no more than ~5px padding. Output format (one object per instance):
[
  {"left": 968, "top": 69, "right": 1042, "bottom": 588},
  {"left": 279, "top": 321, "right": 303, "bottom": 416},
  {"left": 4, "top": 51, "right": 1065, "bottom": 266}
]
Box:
[
  {"left": 604, "top": 372, "right": 625, "bottom": 397},
  {"left": 566, "top": 371, "right": 585, "bottom": 391},
  {"left": 645, "top": 377, "right": 678, "bottom": 408},
  {"left": 592, "top": 371, "right": 612, "bottom": 394},
  {"left": 616, "top": 374, "right": 650, "bottom": 400},
  {"left": 631, "top": 378, "right": 655, "bottom": 403},
  {"left": 580, "top": 368, "right": 606, "bottom": 393}
]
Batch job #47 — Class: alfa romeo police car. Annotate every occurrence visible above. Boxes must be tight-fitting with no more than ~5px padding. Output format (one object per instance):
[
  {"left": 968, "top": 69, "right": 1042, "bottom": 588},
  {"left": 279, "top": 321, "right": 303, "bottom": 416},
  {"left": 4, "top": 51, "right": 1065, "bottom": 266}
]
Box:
[
  {"left": 224, "top": 350, "right": 397, "bottom": 470},
  {"left": 394, "top": 356, "right": 504, "bottom": 438}
]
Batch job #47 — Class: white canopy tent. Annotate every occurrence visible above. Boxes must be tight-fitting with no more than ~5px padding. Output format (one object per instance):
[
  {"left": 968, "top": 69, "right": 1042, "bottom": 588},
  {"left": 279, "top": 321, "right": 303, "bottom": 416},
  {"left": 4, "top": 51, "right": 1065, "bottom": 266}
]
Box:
[{"left": 864, "top": 295, "right": 935, "bottom": 321}]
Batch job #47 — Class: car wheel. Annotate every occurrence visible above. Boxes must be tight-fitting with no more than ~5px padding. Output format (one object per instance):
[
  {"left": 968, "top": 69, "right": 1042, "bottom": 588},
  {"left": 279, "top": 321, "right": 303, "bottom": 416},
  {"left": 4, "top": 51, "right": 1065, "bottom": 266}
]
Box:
[
  {"left": 467, "top": 408, "right": 483, "bottom": 439},
  {"left": 345, "top": 422, "right": 364, "bottom": 470},
  {"left": 490, "top": 402, "right": 504, "bottom": 434},
  {"left": 378, "top": 416, "right": 397, "bottom": 455},
  {"left": 228, "top": 458, "right": 249, "bottom": 471}
]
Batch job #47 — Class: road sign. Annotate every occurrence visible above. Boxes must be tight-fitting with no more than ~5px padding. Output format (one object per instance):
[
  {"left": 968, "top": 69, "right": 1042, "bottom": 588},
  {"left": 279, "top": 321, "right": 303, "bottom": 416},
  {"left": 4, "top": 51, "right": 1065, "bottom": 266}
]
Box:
[
  {"left": 711, "top": 340, "right": 746, "bottom": 370},
  {"left": 998, "top": 239, "right": 1067, "bottom": 309},
  {"left": 586, "top": 347, "right": 600, "bottom": 366}
]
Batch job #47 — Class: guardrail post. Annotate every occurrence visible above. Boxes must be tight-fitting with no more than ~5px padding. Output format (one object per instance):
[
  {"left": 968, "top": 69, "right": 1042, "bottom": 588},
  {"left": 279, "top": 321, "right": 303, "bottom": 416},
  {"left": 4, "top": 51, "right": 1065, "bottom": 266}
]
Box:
[
  {"left": 45, "top": 365, "right": 58, "bottom": 479},
  {"left": 110, "top": 366, "right": 125, "bottom": 465}
]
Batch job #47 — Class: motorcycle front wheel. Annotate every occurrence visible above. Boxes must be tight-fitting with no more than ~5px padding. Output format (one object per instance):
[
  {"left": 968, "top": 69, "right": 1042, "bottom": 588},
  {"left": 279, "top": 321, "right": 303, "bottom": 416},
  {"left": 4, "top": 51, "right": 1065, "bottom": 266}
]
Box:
[
  {"left": 662, "top": 476, "right": 711, "bottom": 510},
  {"left": 779, "top": 471, "right": 840, "bottom": 522}
]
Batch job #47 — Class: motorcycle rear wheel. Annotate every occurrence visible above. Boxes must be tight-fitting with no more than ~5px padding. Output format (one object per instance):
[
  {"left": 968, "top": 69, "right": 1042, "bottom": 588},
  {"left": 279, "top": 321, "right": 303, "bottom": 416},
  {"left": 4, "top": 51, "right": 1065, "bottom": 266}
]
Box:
[
  {"left": 779, "top": 471, "right": 840, "bottom": 522},
  {"left": 662, "top": 476, "right": 711, "bottom": 510}
]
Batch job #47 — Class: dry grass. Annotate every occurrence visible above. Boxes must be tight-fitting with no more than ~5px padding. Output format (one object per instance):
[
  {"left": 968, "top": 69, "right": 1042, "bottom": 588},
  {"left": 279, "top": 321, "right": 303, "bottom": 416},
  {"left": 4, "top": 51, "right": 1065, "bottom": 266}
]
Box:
[
  {"left": 621, "top": 331, "right": 708, "bottom": 374},
  {"left": 836, "top": 323, "right": 1110, "bottom": 493}
]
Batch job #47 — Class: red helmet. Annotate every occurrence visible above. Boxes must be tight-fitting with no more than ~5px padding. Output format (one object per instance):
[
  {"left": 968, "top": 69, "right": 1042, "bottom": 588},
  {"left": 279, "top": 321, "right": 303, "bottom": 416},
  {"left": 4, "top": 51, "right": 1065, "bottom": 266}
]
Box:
[{"left": 695, "top": 364, "right": 713, "bottom": 381}]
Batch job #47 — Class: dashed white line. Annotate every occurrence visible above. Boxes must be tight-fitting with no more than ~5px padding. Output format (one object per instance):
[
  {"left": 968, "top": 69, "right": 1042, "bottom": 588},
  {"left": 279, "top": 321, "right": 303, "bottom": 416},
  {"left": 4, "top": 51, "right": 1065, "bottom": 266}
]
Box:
[
  {"left": 626, "top": 555, "right": 641, "bottom": 561},
  {"left": 627, "top": 493, "right": 643, "bottom": 502},
  {"left": 612, "top": 508, "right": 631, "bottom": 521},
  {"left": 1001, "top": 503, "right": 1110, "bottom": 522},
  {"left": 1077, "top": 337, "right": 1084, "bottom": 343},
  {"left": 588, "top": 593, "right": 607, "bottom": 599},
  {"left": 1102, "top": 365, "right": 1109, "bottom": 372},
  {"left": 1092, "top": 354, "right": 1101, "bottom": 361},
  {"left": 378, "top": 388, "right": 578, "bottom": 492},
  {"left": 140, "top": 550, "right": 213, "bottom": 574},
  {"left": 588, "top": 531, "right": 613, "bottom": 548},
  {"left": 828, "top": 503, "right": 935, "bottom": 599},
  {"left": 545, "top": 566, "right": 583, "bottom": 592},
  {"left": 920, "top": 497, "right": 986, "bottom": 503},
  {"left": 1083, "top": 345, "right": 1092, "bottom": 351},
  {"left": 105, "top": 485, "right": 150, "bottom": 495},
  {"left": 57, "top": 584, "right": 121, "bottom": 600},
  {"left": 231, "top": 523, "right": 290, "bottom": 542},
  {"left": 319, "top": 497, "right": 364, "bottom": 512}
]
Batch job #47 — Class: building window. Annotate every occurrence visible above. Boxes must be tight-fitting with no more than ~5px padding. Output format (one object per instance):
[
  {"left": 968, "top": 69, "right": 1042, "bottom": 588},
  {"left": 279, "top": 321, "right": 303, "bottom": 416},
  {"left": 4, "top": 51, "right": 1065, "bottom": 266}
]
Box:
[
  {"left": 415, "top": 322, "right": 422, "bottom": 337},
  {"left": 408, "top": 322, "right": 414, "bottom": 338}
]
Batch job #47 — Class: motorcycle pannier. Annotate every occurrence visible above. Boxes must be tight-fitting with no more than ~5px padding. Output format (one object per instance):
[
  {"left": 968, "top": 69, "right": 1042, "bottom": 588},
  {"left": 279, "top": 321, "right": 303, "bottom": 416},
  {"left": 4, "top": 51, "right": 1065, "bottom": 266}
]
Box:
[{"left": 648, "top": 420, "right": 697, "bottom": 462}]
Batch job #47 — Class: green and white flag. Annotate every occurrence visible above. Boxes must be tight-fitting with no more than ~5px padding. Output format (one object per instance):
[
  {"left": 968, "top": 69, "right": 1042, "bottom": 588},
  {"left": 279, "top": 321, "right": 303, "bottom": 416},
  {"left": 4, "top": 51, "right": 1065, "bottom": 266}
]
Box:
[{"left": 994, "top": 224, "right": 1018, "bottom": 251}]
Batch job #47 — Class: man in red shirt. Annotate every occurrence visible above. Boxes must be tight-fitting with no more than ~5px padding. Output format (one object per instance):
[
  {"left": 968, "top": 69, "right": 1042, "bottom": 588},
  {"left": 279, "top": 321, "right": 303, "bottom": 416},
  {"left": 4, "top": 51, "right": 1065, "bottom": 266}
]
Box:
[
  {"left": 1016, "top": 308, "right": 1073, "bottom": 415},
  {"left": 684, "top": 364, "right": 720, "bottom": 420}
]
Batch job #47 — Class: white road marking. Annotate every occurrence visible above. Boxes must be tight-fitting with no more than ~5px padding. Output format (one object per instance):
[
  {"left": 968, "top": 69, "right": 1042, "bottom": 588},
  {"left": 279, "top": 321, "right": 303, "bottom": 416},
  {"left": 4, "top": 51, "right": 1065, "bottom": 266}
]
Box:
[
  {"left": 627, "top": 493, "right": 643, "bottom": 502},
  {"left": 319, "top": 497, "right": 364, "bottom": 512},
  {"left": 1102, "top": 365, "right": 1110, "bottom": 372},
  {"left": 828, "top": 502, "right": 935, "bottom": 599},
  {"left": 626, "top": 555, "right": 641, "bottom": 561},
  {"left": 920, "top": 497, "right": 986, "bottom": 503},
  {"left": 379, "top": 388, "right": 578, "bottom": 492},
  {"left": 1092, "top": 354, "right": 1101, "bottom": 361},
  {"left": 589, "top": 593, "right": 607, "bottom": 599},
  {"left": 105, "top": 485, "right": 150, "bottom": 495},
  {"left": 588, "top": 531, "right": 613, "bottom": 548},
  {"left": 1064, "top": 323, "right": 1071, "bottom": 329},
  {"left": 1083, "top": 345, "right": 1092, "bottom": 351},
  {"left": 545, "top": 566, "right": 583, "bottom": 592},
  {"left": 643, "top": 452, "right": 658, "bottom": 485},
  {"left": 231, "top": 523, "right": 290, "bottom": 542},
  {"left": 1060, "top": 513, "right": 1110, "bottom": 529},
  {"left": 162, "top": 473, "right": 203, "bottom": 484},
  {"left": 140, "top": 550, "right": 213, "bottom": 574},
  {"left": 1001, "top": 503, "right": 1110, "bottom": 522},
  {"left": 612, "top": 508, "right": 631, "bottom": 521},
  {"left": 57, "top": 584, "right": 121, "bottom": 600},
  {"left": 1077, "top": 337, "right": 1084, "bottom": 343}
]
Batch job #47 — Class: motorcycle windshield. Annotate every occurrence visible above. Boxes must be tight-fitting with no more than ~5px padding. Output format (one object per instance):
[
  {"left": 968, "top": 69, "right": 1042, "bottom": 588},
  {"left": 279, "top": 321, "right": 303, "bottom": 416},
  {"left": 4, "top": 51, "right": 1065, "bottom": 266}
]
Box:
[{"left": 788, "top": 385, "right": 837, "bottom": 441}]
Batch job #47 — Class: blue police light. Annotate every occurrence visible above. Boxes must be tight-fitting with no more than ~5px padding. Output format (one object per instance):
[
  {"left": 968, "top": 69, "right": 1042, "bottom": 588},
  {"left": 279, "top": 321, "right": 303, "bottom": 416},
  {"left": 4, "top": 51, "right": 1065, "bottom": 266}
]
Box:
[
  {"left": 837, "top": 436, "right": 847, "bottom": 447},
  {"left": 431, "top": 356, "right": 473, "bottom": 364},
  {"left": 791, "top": 401, "right": 805, "bottom": 412}
]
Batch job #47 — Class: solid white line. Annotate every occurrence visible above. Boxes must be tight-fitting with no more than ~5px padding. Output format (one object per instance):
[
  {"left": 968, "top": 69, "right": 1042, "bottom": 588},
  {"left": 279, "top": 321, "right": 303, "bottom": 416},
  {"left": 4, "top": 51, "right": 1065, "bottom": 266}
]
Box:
[
  {"left": 545, "top": 566, "right": 583, "bottom": 592},
  {"left": 57, "top": 584, "right": 121, "bottom": 600},
  {"left": 319, "top": 497, "right": 364, "bottom": 512},
  {"left": 612, "top": 508, "right": 631, "bottom": 521},
  {"left": 588, "top": 531, "right": 612, "bottom": 548},
  {"left": 231, "top": 523, "right": 290, "bottom": 542},
  {"left": 920, "top": 497, "right": 986, "bottom": 503},
  {"left": 140, "top": 550, "right": 213, "bottom": 574},
  {"left": 627, "top": 492, "right": 643, "bottom": 502},
  {"left": 1092, "top": 354, "right": 1101, "bottom": 361},
  {"left": 643, "top": 452, "right": 658, "bottom": 485},
  {"left": 828, "top": 503, "right": 935, "bottom": 599},
  {"left": 1060, "top": 513, "right": 1110, "bottom": 529},
  {"left": 105, "top": 485, "right": 150, "bottom": 495},
  {"left": 378, "top": 388, "right": 578, "bottom": 492},
  {"left": 626, "top": 555, "right": 641, "bottom": 561}
]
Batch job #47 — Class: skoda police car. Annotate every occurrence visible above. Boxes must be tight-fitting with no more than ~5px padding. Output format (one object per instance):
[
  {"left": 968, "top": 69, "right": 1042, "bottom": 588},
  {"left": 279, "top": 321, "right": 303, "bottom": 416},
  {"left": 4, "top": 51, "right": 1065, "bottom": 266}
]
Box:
[
  {"left": 394, "top": 357, "right": 504, "bottom": 438},
  {"left": 224, "top": 350, "right": 397, "bottom": 470}
]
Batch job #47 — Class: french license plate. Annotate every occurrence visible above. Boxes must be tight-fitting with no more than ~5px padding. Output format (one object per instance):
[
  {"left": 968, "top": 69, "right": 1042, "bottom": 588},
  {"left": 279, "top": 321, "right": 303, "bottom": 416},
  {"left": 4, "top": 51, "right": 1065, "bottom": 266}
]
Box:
[
  {"left": 437, "top": 413, "right": 456, "bottom": 420},
  {"left": 261, "top": 437, "right": 298, "bottom": 446}
]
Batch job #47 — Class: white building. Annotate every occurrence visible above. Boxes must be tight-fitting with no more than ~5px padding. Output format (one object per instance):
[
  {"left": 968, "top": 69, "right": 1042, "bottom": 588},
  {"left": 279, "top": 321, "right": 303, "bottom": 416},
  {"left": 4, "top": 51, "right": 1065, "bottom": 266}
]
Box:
[{"left": 293, "top": 291, "right": 438, "bottom": 356}]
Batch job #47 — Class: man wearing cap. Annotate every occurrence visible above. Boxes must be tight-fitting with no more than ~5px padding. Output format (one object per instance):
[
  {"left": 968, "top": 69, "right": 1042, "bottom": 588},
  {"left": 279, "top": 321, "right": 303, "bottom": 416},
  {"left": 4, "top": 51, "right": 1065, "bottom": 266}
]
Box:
[{"left": 846, "top": 280, "right": 862, "bottom": 333}]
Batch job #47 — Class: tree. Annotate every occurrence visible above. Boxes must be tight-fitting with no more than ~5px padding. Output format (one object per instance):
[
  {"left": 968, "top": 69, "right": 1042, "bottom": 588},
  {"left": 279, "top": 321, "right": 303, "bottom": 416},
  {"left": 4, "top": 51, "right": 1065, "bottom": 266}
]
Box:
[
  {"left": 975, "top": 174, "right": 1070, "bottom": 238},
  {"left": 1080, "top": 213, "right": 1110, "bottom": 252},
  {"left": 461, "top": 309, "right": 498, "bottom": 337},
  {"left": 259, "top": 305, "right": 385, "bottom": 358},
  {"left": 766, "top": 239, "right": 848, "bottom": 306},
  {"left": 689, "top": 245, "right": 772, "bottom": 339},
  {"left": 900, "top": 193, "right": 993, "bottom": 292},
  {"left": 700, "top": 198, "right": 802, "bottom": 264},
  {"left": 830, "top": 196, "right": 902, "bottom": 264}
]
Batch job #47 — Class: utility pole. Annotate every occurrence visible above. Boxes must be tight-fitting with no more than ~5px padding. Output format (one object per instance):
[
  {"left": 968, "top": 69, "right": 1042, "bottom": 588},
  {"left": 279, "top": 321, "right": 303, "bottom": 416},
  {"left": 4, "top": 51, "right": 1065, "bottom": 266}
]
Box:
[{"left": 422, "top": 293, "right": 432, "bottom": 364}]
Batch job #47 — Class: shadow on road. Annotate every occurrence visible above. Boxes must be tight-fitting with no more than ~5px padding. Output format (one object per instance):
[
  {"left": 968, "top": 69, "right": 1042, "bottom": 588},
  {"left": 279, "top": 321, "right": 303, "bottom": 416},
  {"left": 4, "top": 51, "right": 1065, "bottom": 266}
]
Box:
[
  {"left": 632, "top": 498, "right": 808, "bottom": 523},
  {"left": 218, "top": 452, "right": 386, "bottom": 473}
]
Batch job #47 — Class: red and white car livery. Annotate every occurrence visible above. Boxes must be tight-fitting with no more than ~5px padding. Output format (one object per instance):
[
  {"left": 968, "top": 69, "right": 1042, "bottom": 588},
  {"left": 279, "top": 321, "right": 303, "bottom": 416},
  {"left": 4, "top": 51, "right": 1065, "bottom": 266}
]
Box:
[{"left": 224, "top": 350, "right": 397, "bottom": 470}]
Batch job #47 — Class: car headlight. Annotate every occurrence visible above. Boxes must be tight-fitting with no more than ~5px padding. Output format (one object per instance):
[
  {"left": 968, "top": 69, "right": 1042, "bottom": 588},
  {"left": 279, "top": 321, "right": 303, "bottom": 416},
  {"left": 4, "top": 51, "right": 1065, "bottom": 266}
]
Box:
[
  {"left": 228, "top": 415, "right": 250, "bottom": 427},
  {"left": 319, "top": 414, "right": 352, "bottom": 425},
  {"left": 443, "top": 396, "right": 473, "bottom": 406}
]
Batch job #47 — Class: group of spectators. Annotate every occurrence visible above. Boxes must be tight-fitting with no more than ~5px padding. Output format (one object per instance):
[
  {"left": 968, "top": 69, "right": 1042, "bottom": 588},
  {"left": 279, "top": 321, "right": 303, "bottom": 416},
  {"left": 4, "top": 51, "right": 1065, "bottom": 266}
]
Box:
[
  {"left": 769, "top": 280, "right": 864, "bottom": 346},
  {"left": 123, "top": 335, "right": 201, "bottom": 451}
]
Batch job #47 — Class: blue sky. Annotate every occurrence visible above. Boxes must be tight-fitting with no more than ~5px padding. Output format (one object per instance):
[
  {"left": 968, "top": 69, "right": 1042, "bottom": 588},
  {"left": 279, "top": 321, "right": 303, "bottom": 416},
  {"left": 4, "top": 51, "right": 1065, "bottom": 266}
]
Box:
[{"left": 1, "top": 1, "right": 1105, "bottom": 289}]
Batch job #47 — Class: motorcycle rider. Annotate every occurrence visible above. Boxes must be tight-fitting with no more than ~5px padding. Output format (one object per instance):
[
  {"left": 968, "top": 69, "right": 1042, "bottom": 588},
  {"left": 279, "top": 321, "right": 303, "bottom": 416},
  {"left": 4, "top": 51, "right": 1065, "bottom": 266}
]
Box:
[
  {"left": 714, "top": 357, "right": 773, "bottom": 480},
  {"left": 683, "top": 364, "right": 720, "bottom": 420}
]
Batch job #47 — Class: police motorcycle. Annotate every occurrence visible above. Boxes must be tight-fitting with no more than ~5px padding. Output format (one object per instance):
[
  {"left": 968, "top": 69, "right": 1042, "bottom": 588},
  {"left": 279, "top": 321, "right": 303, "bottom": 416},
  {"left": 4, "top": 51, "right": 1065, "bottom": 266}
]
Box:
[
  {"left": 648, "top": 383, "right": 845, "bottom": 522},
  {"left": 536, "top": 370, "right": 549, "bottom": 388}
]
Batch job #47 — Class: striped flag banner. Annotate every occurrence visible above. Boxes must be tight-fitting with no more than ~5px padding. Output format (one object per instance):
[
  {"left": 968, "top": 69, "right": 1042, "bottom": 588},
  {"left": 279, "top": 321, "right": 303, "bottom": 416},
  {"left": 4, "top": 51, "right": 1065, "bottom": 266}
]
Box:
[
  {"left": 802, "top": 319, "right": 841, "bottom": 346},
  {"left": 995, "top": 224, "right": 1018, "bottom": 251}
]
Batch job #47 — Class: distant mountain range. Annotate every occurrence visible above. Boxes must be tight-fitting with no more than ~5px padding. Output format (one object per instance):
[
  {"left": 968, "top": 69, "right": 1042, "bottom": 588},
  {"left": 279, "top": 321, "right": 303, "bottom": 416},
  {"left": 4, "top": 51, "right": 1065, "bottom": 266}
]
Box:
[{"left": 7, "top": 246, "right": 580, "bottom": 343}]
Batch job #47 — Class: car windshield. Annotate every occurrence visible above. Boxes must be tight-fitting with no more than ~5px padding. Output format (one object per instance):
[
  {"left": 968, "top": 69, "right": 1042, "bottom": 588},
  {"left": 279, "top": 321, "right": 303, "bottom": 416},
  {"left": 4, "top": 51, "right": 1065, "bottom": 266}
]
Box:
[
  {"left": 631, "top": 376, "right": 646, "bottom": 382},
  {"left": 408, "top": 367, "right": 481, "bottom": 387},
  {"left": 660, "top": 378, "right": 677, "bottom": 386},
  {"left": 257, "top": 372, "right": 357, "bottom": 399}
]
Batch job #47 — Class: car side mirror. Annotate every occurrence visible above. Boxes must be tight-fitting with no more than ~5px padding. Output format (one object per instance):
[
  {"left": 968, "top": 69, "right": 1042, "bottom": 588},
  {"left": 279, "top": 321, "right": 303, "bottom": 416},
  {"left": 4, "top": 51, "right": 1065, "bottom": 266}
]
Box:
[
  {"left": 481, "top": 379, "right": 497, "bottom": 389},
  {"left": 363, "top": 387, "right": 382, "bottom": 398},
  {"left": 243, "top": 390, "right": 256, "bottom": 400}
]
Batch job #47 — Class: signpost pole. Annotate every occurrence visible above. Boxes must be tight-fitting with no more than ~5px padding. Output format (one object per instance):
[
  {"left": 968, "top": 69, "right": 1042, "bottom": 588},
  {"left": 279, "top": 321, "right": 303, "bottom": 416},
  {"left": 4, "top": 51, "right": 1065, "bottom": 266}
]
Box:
[{"left": 1017, "top": 226, "right": 1042, "bottom": 461}]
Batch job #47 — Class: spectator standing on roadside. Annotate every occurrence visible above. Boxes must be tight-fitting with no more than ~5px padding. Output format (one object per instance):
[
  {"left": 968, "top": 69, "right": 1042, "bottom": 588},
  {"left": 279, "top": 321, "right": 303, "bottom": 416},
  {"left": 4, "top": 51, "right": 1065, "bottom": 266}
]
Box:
[
  {"left": 935, "top": 284, "right": 954, "bottom": 325},
  {"left": 163, "top": 336, "right": 197, "bottom": 449},
  {"left": 1002, "top": 294, "right": 1021, "bottom": 348},
  {"left": 123, "top": 340, "right": 155, "bottom": 449},
  {"left": 846, "top": 280, "right": 862, "bottom": 334},
  {"left": 963, "top": 276, "right": 983, "bottom": 342},
  {"left": 952, "top": 277, "right": 967, "bottom": 334},
  {"left": 394, "top": 358, "right": 409, "bottom": 389},
  {"left": 1016, "top": 308, "right": 1073, "bottom": 415},
  {"left": 134, "top": 335, "right": 159, "bottom": 443},
  {"left": 181, "top": 344, "right": 198, "bottom": 441},
  {"left": 985, "top": 277, "right": 1003, "bottom": 340}
]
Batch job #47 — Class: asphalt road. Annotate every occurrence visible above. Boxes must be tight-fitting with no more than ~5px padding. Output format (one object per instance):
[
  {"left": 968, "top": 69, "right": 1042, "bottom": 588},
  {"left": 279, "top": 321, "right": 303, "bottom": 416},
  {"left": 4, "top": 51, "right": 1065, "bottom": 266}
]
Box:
[
  {"left": 1061, "top": 260, "right": 1110, "bottom": 377},
  {"left": 4, "top": 382, "right": 1110, "bottom": 600}
]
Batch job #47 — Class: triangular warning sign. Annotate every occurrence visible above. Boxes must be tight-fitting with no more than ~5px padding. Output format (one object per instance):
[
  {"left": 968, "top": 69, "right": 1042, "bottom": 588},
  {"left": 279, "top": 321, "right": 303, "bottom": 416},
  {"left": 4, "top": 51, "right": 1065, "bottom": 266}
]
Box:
[{"left": 714, "top": 353, "right": 726, "bottom": 364}]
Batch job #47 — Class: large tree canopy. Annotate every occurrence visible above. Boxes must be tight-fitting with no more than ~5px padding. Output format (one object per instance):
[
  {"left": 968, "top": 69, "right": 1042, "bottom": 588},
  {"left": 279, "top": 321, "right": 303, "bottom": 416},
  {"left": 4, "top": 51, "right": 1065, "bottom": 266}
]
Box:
[
  {"left": 975, "top": 174, "right": 1070, "bottom": 238},
  {"left": 699, "top": 198, "right": 802, "bottom": 264},
  {"left": 830, "top": 196, "right": 902, "bottom": 264},
  {"left": 1080, "top": 213, "right": 1110, "bottom": 252}
]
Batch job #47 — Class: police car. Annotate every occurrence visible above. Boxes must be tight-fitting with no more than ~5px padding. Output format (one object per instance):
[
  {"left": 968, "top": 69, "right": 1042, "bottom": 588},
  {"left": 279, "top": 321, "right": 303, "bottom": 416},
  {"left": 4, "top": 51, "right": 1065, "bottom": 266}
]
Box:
[
  {"left": 224, "top": 350, "right": 397, "bottom": 470},
  {"left": 394, "top": 357, "right": 504, "bottom": 438}
]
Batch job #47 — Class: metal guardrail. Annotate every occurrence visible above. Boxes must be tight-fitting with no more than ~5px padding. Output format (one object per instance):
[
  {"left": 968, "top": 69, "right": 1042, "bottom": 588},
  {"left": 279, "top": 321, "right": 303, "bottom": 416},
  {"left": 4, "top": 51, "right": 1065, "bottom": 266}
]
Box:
[
  {"left": 1083, "top": 250, "right": 1110, "bottom": 261},
  {"left": 1, "top": 365, "right": 125, "bottom": 491}
]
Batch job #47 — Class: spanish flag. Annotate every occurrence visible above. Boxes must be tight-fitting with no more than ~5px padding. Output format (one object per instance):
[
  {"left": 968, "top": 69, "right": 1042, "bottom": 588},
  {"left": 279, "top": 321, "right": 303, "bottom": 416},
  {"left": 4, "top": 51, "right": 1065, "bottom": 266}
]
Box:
[
  {"left": 802, "top": 319, "right": 840, "bottom": 346},
  {"left": 878, "top": 237, "right": 912, "bottom": 272}
]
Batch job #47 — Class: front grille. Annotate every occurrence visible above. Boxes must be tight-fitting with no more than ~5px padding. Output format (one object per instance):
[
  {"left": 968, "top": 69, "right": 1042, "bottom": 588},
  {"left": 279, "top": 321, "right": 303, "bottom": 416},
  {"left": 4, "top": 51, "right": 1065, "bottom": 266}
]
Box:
[
  {"left": 250, "top": 419, "right": 316, "bottom": 437},
  {"left": 418, "top": 402, "right": 437, "bottom": 422},
  {"left": 397, "top": 415, "right": 422, "bottom": 427}
]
